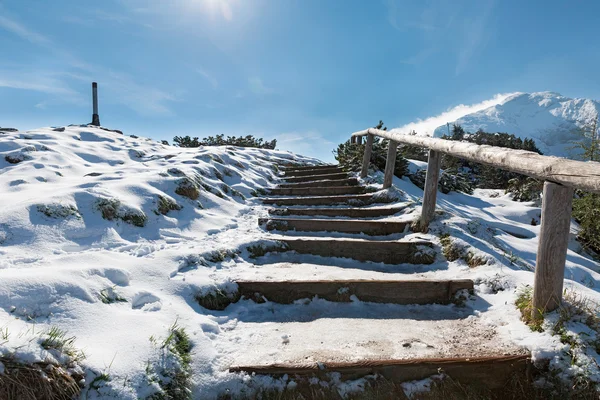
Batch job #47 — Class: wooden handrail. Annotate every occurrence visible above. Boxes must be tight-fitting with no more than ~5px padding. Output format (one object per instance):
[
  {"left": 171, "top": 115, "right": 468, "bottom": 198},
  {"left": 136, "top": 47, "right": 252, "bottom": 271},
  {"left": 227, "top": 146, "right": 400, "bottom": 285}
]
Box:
[
  {"left": 352, "top": 128, "right": 600, "bottom": 193},
  {"left": 352, "top": 126, "right": 593, "bottom": 317}
]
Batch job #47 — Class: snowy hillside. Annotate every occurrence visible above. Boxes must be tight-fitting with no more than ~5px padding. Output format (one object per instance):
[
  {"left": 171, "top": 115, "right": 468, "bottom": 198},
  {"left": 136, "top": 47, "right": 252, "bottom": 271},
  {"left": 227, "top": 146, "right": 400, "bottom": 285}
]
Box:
[
  {"left": 1, "top": 125, "right": 600, "bottom": 398},
  {"left": 429, "top": 92, "right": 600, "bottom": 157},
  {"left": 0, "top": 126, "right": 323, "bottom": 398}
]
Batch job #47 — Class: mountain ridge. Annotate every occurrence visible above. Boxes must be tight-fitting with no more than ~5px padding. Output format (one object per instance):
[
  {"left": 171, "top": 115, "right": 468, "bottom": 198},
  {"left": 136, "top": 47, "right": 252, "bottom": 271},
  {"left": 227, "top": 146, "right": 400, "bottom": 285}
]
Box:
[{"left": 431, "top": 91, "right": 600, "bottom": 157}]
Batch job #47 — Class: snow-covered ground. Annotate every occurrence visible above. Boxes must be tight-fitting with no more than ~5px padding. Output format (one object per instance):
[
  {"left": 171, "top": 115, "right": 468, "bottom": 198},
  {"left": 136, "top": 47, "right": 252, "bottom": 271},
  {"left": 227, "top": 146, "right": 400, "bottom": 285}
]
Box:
[{"left": 0, "top": 126, "right": 599, "bottom": 398}]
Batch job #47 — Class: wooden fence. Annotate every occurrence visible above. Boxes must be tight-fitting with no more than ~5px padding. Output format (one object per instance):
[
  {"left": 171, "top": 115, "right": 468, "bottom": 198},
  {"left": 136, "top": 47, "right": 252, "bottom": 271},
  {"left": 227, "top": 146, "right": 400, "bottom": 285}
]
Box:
[{"left": 351, "top": 127, "right": 600, "bottom": 318}]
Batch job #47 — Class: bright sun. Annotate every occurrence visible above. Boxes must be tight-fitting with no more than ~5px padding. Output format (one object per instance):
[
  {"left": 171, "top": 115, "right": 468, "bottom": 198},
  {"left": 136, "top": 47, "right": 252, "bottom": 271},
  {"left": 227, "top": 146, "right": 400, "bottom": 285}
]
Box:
[{"left": 201, "top": 0, "right": 234, "bottom": 21}]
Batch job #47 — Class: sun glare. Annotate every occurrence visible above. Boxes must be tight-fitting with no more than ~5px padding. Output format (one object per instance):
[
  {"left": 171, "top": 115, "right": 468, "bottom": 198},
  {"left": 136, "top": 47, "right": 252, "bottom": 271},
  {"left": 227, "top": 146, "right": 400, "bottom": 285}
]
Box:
[{"left": 200, "top": 0, "right": 234, "bottom": 21}]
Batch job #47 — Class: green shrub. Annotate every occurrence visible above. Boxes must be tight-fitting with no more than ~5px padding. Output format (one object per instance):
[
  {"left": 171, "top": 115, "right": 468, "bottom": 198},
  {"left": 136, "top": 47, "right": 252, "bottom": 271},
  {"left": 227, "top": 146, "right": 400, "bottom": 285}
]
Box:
[
  {"left": 156, "top": 196, "right": 182, "bottom": 215},
  {"left": 506, "top": 177, "right": 543, "bottom": 202},
  {"left": 333, "top": 139, "right": 408, "bottom": 178},
  {"left": 441, "top": 127, "right": 542, "bottom": 193},
  {"left": 149, "top": 322, "right": 193, "bottom": 400},
  {"left": 573, "top": 192, "right": 600, "bottom": 254},
  {"left": 408, "top": 169, "right": 474, "bottom": 195},
  {"left": 96, "top": 199, "right": 147, "bottom": 227},
  {"left": 196, "top": 288, "right": 240, "bottom": 311},
  {"left": 173, "top": 134, "right": 276, "bottom": 149},
  {"left": 175, "top": 178, "right": 200, "bottom": 200}
]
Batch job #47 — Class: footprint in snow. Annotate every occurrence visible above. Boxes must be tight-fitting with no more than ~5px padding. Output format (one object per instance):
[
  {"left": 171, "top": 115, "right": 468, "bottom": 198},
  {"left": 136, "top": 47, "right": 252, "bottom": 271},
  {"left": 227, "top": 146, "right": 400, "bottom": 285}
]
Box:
[{"left": 131, "top": 291, "right": 162, "bottom": 311}]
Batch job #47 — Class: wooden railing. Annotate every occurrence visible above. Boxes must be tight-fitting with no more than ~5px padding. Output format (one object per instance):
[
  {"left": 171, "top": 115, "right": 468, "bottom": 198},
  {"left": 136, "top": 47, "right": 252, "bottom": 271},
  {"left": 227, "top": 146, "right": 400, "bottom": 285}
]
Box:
[{"left": 351, "top": 127, "right": 600, "bottom": 318}]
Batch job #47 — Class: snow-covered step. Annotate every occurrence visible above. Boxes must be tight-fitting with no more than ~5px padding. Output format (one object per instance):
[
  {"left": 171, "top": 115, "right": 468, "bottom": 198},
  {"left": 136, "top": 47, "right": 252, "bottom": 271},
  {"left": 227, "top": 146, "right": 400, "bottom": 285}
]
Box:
[
  {"left": 218, "top": 302, "right": 529, "bottom": 389},
  {"left": 230, "top": 355, "right": 529, "bottom": 390},
  {"left": 277, "top": 177, "right": 359, "bottom": 188},
  {"left": 284, "top": 166, "right": 344, "bottom": 177},
  {"left": 269, "top": 204, "right": 412, "bottom": 218},
  {"left": 281, "top": 164, "right": 339, "bottom": 171},
  {"left": 268, "top": 186, "right": 365, "bottom": 197},
  {"left": 236, "top": 279, "right": 473, "bottom": 305},
  {"left": 284, "top": 172, "right": 349, "bottom": 183},
  {"left": 262, "top": 193, "right": 380, "bottom": 206},
  {"left": 258, "top": 217, "right": 410, "bottom": 235},
  {"left": 278, "top": 237, "right": 434, "bottom": 264}
]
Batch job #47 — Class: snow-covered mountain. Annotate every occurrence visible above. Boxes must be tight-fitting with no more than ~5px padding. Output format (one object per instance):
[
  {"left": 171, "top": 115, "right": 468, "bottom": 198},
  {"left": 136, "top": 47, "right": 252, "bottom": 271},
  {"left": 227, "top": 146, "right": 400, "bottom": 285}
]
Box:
[{"left": 431, "top": 92, "right": 600, "bottom": 157}]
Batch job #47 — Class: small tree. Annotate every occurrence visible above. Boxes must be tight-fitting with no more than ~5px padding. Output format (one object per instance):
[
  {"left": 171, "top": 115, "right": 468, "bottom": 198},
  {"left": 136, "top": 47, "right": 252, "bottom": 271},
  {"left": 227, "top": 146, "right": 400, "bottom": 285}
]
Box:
[
  {"left": 375, "top": 120, "right": 388, "bottom": 131},
  {"left": 570, "top": 114, "right": 600, "bottom": 162},
  {"left": 570, "top": 114, "right": 600, "bottom": 253}
]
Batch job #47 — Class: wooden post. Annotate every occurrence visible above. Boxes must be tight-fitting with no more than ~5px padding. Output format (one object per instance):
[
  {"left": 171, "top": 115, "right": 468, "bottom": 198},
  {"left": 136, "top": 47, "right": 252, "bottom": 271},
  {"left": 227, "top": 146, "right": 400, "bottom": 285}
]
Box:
[
  {"left": 91, "top": 82, "right": 101, "bottom": 126},
  {"left": 361, "top": 134, "right": 374, "bottom": 178},
  {"left": 350, "top": 136, "right": 356, "bottom": 144},
  {"left": 419, "top": 150, "right": 442, "bottom": 232},
  {"left": 531, "top": 181, "right": 574, "bottom": 319},
  {"left": 382, "top": 140, "right": 398, "bottom": 189},
  {"left": 356, "top": 136, "right": 363, "bottom": 145}
]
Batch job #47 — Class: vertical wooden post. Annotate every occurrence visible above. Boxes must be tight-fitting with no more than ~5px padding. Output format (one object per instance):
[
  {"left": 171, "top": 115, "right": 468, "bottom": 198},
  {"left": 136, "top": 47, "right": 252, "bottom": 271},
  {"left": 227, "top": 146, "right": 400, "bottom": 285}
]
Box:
[
  {"left": 382, "top": 140, "right": 398, "bottom": 189},
  {"left": 361, "top": 133, "right": 374, "bottom": 178},
  {"left": 419, "top": 150, "right": 442, "bottom": 232},
  {"left": 531, "top": 181, "right": 574, "bottom": 319},
  {"left": 91, "top": 82, "right": 101, "bottom": 126},
  {"left": 350, "top": 136, "right": 356, "bottom": 144},
  {"left": 356, "top": 136, "right": 363, "bottom": 145}
]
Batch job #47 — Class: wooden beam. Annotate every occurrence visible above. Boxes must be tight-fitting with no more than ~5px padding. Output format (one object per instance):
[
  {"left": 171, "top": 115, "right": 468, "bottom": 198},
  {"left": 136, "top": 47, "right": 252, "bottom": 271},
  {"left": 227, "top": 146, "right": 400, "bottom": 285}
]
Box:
[
  {"left": 532, "top": 181, "right": 574, "bottom": 318},
  {"left": 258, "top": 217, "right": 410, "bottom": 235},
  {"left": 351, "top": 128, "right": 600, "bottom": 193},
  {"left": 279, "top": 238, "right": 434, "bottom": 264},
  {"left": 230, "top": 355, "right": 530, "bottom": 390},
  {"left": 360, "top": 133, "right": 374, "bottom": 178},
  {"left": 284, "top": 167, "right": 343, "bottom": 177},
  {"left": 278, "top": 178, "right": 359, "bottom": 188},
  {"left": 268, "top": 186, "right": 365, "bottom": 196},
  {"left": 283, "top": 172, "right": 349, "bottom": 183},
  {"left": 237, "top": 279, "right": 474, "bottom": 305},
  {"left": 383, "top": 140, "right": 398, "bottom": 189},
  {"left": 419, "top": 150, "right": 442, "bottom": 232},
  {"left": 268, "top": 204, "right": 411, "bottom": 218}
]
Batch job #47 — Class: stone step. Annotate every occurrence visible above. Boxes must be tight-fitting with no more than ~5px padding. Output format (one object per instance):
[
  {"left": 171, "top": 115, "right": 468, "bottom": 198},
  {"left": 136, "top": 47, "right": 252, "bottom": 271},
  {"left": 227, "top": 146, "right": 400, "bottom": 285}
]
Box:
[
  {"left": 237, "top": 279, "right": 473, "bottom": 305},
  {"left": 281, "top": 164, "right": 339, "bottom": 171},
  {"left": 278, "top": 238, "right": 435, "bottom": 264},
  {"left": 284, "top": 167, "right": 344, "bottom": 177},
  {"left": 262, "top": 193, "right": 383, "bottom": 206},
  {"left": 269, "top": 186, "right": 366, "bottom": 197},
  {"left": 230, "top": 355, "right": 530, "bottom": 390},
  {"left": 284, "top": 172, "right": 349, "bottom": 183},
  {"left": 277, "top": 178, "right": 359, "bottom": 188},
  {"left": 259, "top": 217, "right": 409, "bottom": 235},
  {"left": 269, "top": 204, "right": 411, "bottom": 218}
]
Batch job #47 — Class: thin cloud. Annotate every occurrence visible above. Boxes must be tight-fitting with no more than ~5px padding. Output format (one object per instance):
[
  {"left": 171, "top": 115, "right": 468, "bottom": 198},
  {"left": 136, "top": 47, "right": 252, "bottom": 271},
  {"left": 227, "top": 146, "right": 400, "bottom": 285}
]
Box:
[
  {"left": 275, "top": 131, "right": 336, "bottom": 157},
  {"left": 391, "top": 93, "right": 518, "bottom": 136},
  {"left": 196, "top": 68, "right": 218, "bottom": 89},
  {"left": 101, "top": 72, "right": 178, "bottom": 116},
  {"left": 0, "top": 70, "right": 79, "bottom": 96},
  {"left": 455, "top": 0, "right": 495, "bottom": 75},
  {"left": 0, "top": 15, "right": 52, "bottom": 46},
  {"left": 248, "top": 77, "right": 274, "bottom": 95}
]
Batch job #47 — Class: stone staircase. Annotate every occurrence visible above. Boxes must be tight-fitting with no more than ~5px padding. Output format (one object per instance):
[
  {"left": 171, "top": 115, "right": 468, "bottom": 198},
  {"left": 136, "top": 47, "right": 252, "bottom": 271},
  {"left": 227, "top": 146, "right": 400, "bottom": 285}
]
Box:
[{"left": 228, "top": 164, "right": 529, "bottom": 391}]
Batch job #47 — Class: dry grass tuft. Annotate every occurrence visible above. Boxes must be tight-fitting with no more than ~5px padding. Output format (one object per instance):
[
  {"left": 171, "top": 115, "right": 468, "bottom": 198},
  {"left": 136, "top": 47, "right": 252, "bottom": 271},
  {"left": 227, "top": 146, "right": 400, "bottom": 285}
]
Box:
[{"left": 0, "top": 357, "right": 82, "bottom": 400}]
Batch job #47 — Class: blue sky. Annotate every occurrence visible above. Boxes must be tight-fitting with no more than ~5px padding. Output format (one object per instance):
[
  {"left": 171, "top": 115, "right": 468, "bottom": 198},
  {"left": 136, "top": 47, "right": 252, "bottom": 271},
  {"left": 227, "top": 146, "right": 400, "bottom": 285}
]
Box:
[{"left": 1, "top": 0, "right": 600, "bottom": 161}]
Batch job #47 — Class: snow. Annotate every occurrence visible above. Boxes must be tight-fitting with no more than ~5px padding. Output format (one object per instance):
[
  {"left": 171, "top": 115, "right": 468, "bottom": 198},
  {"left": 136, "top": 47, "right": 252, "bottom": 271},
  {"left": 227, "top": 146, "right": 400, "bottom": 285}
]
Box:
[{"left": 1, "top": 125, "right": 599, "bottom": 398}]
